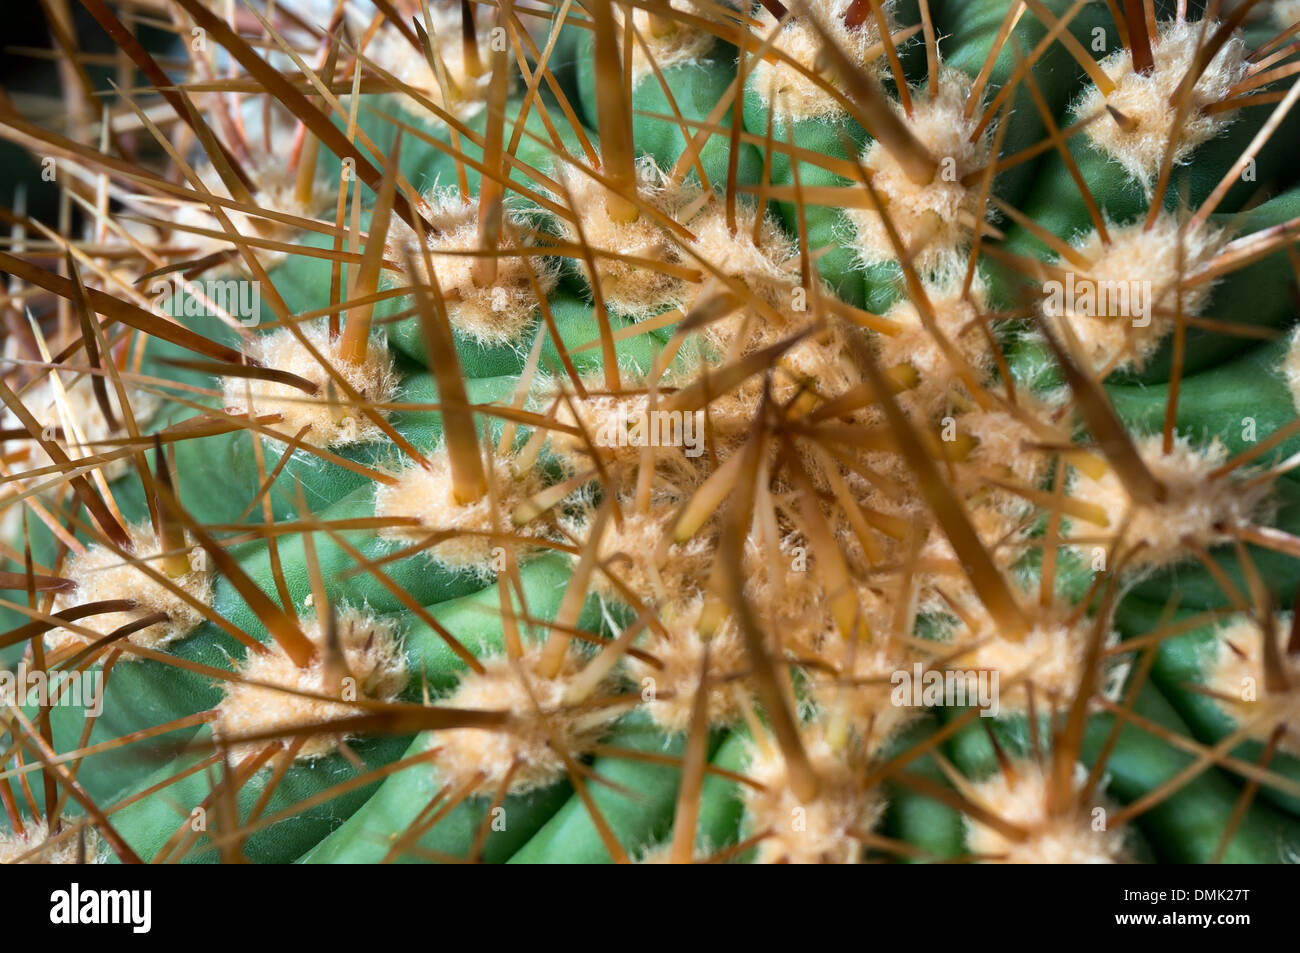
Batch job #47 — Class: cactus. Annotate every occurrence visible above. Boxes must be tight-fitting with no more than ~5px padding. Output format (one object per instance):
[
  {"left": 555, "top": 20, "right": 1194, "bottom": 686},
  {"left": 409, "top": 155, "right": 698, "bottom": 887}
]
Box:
[{"left": 0, "top": 0, "right": 1299, "bottom": 866}]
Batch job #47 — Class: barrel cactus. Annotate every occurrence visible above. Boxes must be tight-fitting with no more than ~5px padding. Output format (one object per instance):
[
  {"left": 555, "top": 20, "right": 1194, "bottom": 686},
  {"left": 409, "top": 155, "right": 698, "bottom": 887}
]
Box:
[{"left": 1, "top": 0, "right": 1299, "bottom": 865}]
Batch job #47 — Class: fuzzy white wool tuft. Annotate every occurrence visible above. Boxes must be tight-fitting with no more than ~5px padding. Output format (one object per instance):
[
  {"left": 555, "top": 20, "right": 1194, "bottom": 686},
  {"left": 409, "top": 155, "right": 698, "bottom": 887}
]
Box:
[
  {"left": 0, "top": 820, "right": 102, "bottom": 864},
  {"left": 1202, "top": 614, "right": 1300, "bottom": 758},
  {"left": 551, "top": 158, "right": 697, "bottom": 319},
  {"left": 1, "top": 372, "right": 158, "bottom": 485},
  {"left": 427, "top": 644, "right": 620, "bottom": 796},
  {"left": 47, "top": 523, "right": 212, "bottom": 656},
  {"left": 215, "top": 607, "right": 406, "bottom": 765},
  {"left": 1041, "top": 213, "right": 1226, "bottom": 373},
  {"left": 1284, "top": 326, "right": 1300, "bottom": 412},
  {"left": 385, "top": 191, "right": 559, "bottom": 346},
  {"left": 1068, "top": 434, "right": 1272, "bottom": 567},
  {"left": 374, "top": 447, "right": 547, "bottom": 573},
  {"left": 626, "top": 597, "right": 752, "bottom": 732},
  {"left": 966, "top": 761, "right": 1132, "bottom": 863},
  {"left": 1074, "top": 19, "right": 1249, "bottom": 190},
  {"left": 750, "top": 0, "right": 895, "bottom": 121},
  {"left": 222, "top": 319, "right": 398, "bottom": 448},
  {"left": 846, "top": 71, "right": 994, "bottom": 281},
  {"left": 742, "top": 725, "right": 885, "bottom": 864},
  {"left": 614, "top": 0, "right": 721, "bottom": 83}
]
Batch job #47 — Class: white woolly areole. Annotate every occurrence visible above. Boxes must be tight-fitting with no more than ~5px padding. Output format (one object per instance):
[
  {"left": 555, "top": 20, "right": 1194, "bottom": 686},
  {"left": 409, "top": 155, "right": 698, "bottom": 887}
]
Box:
[
  {"left": 362, "top": 5, "right": 493, "bottom": 119},
  {"left": 1202, "top": 614, "right": 1300, "bottom": 758},
  {"left": 428, "top": 644, "right": 619, "bottom": 796},
  {"left": 919, "top": 432, "right": 1049, "bottom": 576},
  {"left": 1068, "top": 434, "right": 1273, "bottom": 567},
  {"left": 373, "top": 448, "right": 546, "bottom": 573},
  {"left": 742, "top": 724, "right": 885, "bottom": 864},
  {"left": 635, "top": 843, "right": 677, "bottom": 864},
  {"left": 928, "top": 407, "right": 1061, "bottom": 576},
  {"left": 46, "top": 523, "right": 213, "bottom": 656},
  {"left": 921, "top": 504, "right": 1034, "bottom": 583},
  {"left": 881, "top": 277, "right": 993, "bottom": 413},
  {"left": 688, "top": 200, "right": 802, "bottom": 317},
  {"left": 1074, "top": 18, "right": 1250, "bottom": 190},
  {"left": 549, "top": 376, "right": 720, "bottom": 479},
  {"left": 222, "top": 319, "right": 398, "bottom": 448},
  {"left": 614, "top": 1, "right": 720, "bottom": 83},
  {"left": 1277, "top": 1, "right": 1300, "bottom": 27},
  {"left": 809, "top": 642, "right": 917, "bottom": 752},
  {"left": 1042, "top": 213, "right": 1226, "bottom": 373},
  {"left": 681, "top": 373, "right": 764, "bottom": 445},
  {"left": 551, "top": 388, "right": 658, "bottom": 471},
  {"left": 966, "top": 761, "right": 1131, "bottom": 863},
  {"left": 1283, "top": 326, "right": 1300, "bottom": 412},
  {"left": 777, "top": 325, "right": 863, "bottom": 399},
  {"left": 1, "top": 372, "right": 158, "bottom": 485},
  {"left": 946, "top": 609, "right": 1125, "bottom": 710},
  {"left": 593, "top": 507, "right": 715, "bottom": 605},
  {"left": 683, "top": 198, "right": 843, "bottom": 401},
  {"left": 385, "top": 191, "right": 559, "bottom": 346},
  {"left": 846, "top": 71, "right": 995, "bottom": 280},
  {"left": 0, "top": 820, "right": 102, "bottom": 865},
  {"left": 214, "top": 608, "right": 406, "bottom": 765},
  {"left": 956, "top": 401, "right": 1057, "bottom": 491},
  {"left": 552, "top": 158, "right": 696, "bottom": 319},
  {"left": 626, "top": 598, "right": 751, "bottom": 732},
  {"left": 681, "top": 344, "right": 830, "bottom": 439},
  {"left": 750, "top": 0, "right": 895, "bottom": 121},
  {"left": 740, "top": 544, "right": 856, "bottom": 657}
]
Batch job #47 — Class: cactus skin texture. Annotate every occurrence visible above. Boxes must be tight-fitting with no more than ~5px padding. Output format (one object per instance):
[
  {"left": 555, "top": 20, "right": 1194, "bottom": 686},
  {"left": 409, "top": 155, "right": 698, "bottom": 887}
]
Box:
[{"left": 2, "top": 0, "right": 1300, "bottom": 866}]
